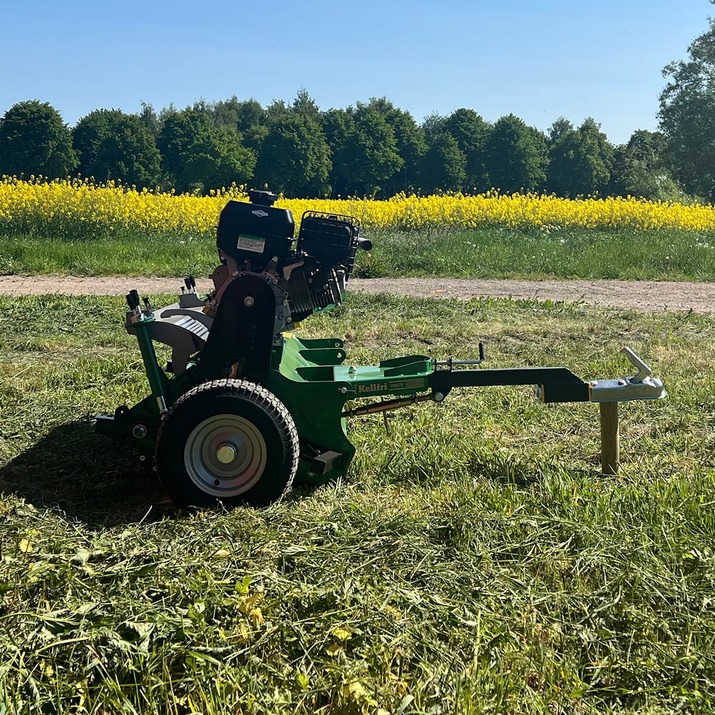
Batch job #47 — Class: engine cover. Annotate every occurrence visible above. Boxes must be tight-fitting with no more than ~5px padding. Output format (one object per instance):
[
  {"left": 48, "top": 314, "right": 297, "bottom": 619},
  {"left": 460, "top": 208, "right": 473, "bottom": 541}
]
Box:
[{"left": 216, "top": 195, "right": 295, "bottom": 272}]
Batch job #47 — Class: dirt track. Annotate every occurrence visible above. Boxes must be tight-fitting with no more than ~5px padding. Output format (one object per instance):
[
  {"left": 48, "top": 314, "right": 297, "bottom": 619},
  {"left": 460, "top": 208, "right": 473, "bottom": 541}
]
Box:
[{"left": 0, "top": 275, "right": 713, "bottom": 314}]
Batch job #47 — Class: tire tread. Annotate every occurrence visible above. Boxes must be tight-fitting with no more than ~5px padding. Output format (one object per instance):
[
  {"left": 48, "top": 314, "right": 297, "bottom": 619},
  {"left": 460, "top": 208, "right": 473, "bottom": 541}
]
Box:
[{"left": 156, "top": 379, "right": 299, "bottom": 505}]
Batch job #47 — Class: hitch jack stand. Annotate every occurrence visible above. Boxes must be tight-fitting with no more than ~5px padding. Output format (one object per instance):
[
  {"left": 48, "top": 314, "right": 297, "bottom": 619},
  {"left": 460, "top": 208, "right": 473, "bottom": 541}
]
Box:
[
  {"left": 599, "top": 402, "right": 620, "bottom": 475},
  {"left": 589, "top": 347, "right": 666, "bottom": 475}
]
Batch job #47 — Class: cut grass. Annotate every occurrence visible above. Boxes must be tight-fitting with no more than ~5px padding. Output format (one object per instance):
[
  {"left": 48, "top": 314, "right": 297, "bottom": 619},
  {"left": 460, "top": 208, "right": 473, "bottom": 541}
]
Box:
[
  {"left": 0, "top": 293, "right": 714, "bottom": 713},
  {"left": 2, "top": 226, "right": 715, "bottom": 281}
]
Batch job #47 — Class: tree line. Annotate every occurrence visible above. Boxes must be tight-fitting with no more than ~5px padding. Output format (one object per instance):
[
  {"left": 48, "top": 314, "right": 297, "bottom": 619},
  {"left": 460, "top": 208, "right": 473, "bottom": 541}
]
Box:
[{"left": 1, "top": 9, "right": 713, "bottom": 203}]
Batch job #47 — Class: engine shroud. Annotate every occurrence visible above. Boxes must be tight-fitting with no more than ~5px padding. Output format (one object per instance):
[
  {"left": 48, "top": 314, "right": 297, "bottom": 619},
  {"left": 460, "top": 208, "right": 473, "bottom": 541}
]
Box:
[{"left": 216, "top": 192, "right": 295, "bottom": 272}]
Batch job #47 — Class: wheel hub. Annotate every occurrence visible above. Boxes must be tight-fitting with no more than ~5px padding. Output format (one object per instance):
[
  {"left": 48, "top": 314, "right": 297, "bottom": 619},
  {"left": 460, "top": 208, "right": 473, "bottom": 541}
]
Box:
[
  {"left": 216, "top": 442, "right": 238, "bottom": 464},
  {"left": 184, "top": 414, "right": 268, "bottom": 498}
]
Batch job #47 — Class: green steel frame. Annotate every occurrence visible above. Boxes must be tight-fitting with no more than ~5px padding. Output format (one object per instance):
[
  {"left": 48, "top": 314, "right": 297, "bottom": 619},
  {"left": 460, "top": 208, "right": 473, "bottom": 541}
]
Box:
[{"left": 96, "top": 319, "right": 598, "bottom": 485}]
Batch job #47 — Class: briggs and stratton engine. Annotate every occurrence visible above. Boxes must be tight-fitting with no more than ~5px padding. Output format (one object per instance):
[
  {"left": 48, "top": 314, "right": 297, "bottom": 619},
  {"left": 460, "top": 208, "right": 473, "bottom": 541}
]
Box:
[{"left": 212, "top": 189, "right": 372, "bottom": 325}]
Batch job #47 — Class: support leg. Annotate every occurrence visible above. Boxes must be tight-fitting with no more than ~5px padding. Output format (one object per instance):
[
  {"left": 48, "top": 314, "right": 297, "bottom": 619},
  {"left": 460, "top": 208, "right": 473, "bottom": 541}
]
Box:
[{"left": 599, "top": 402, "right": 620, "bottom": 475}]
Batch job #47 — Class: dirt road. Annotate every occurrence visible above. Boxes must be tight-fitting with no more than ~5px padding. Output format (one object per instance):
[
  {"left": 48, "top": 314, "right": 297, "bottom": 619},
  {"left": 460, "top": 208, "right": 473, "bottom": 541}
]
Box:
[{"left": 0, "top": 275, "right": 713, "bottom": 314}]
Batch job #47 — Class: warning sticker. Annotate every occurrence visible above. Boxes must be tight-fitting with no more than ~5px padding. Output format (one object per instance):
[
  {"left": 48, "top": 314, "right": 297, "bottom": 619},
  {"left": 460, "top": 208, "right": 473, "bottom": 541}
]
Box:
[{"left": 237, "top": 235, "right": 265, "bottom": 253}]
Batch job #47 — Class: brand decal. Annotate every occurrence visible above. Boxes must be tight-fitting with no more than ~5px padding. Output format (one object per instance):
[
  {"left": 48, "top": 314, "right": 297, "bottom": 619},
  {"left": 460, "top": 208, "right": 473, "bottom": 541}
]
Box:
[
  {"left": 251, "top": 209, "right": 269, "bottom": 217},
  {"left": 356, "top": 378, "right": 426, "bottom": 394}
]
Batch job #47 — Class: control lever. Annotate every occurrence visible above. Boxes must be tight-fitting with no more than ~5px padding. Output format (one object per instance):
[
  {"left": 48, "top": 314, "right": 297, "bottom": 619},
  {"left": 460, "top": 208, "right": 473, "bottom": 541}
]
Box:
[{"left": 126, "top": 289, "right": 140, "bottom": 310}]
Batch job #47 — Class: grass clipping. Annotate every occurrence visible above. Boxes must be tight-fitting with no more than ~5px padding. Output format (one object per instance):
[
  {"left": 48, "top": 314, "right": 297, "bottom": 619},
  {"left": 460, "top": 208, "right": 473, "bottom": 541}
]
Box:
[{"left": 0, "top": 293, "right": 714, "bottom": 714}]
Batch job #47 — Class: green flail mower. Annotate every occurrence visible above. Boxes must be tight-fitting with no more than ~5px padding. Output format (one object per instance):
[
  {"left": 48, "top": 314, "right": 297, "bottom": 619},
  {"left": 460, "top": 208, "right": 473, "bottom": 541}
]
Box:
[{"left": 95, "top": 190, "right": 666, "bottom": 508}]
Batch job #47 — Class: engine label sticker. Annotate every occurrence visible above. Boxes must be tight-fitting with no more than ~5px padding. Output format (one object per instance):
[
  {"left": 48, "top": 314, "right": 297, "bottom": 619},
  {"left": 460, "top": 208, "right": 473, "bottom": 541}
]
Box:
[{"left": 237, "top": 235, "right": 266, "bottom": 253}]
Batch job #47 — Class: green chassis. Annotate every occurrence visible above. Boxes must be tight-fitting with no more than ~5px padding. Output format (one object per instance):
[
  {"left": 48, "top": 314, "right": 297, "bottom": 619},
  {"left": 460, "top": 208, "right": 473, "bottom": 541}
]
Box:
[{"left": 95, "top": 314, "right": 598, "bottom": 486}]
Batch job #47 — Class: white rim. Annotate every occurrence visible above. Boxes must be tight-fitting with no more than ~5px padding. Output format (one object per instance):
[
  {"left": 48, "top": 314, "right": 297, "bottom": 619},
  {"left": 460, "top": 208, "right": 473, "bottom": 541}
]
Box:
[{"left": 184, "top": 414, "right": 268, "bottom": 498}]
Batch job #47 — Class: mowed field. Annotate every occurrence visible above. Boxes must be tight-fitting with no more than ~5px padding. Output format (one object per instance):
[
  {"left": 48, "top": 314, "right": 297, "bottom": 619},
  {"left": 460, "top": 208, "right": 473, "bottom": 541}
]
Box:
[{"left": 1, "top": 184, "right": 714, "bottom": 713}]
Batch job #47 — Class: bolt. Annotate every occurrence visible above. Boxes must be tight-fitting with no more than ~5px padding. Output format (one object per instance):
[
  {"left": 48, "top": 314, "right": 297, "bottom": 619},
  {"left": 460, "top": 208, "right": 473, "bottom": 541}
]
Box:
[
  {"left": 338, "top": 387, "right": 348, "bottom": 394},
  {"left": 244, "top": 296, "right": 255, "bottom": 307},
  {"left": 132, "top": 424, "right": 148, "bottom": 439},
  {"left": 433, "top": 392, "right": 445, "bottom": 403}
]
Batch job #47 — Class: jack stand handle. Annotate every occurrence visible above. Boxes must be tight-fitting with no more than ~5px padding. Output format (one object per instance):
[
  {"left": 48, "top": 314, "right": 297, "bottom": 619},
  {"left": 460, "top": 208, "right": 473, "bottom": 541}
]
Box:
[
  {"left": 621, "top": 346, "right": 651, "bottom": 383},
  {"left": 600, "top": 402, "right": 620, "bottom": 475}
]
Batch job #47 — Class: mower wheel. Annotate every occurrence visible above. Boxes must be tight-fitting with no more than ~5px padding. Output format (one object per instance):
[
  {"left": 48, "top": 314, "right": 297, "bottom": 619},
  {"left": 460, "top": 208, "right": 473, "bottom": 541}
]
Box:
[{"left": 155, "top": 379, "right": 299, "bottom": 508}]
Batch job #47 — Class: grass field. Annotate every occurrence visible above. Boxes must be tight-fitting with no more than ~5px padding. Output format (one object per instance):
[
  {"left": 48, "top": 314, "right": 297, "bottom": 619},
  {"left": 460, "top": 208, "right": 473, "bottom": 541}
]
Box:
[
  {"left": 1, "top": 226, "right": 715, "bottom": 281},
  {"left": 1, "top": 292, "right": 714, "bottom": 713}
]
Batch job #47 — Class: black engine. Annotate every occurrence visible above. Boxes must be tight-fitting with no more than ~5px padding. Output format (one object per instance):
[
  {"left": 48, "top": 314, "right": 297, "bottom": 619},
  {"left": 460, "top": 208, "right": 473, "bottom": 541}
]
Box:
[{"left": 213, "top": 190, "right": 371, "bottom": 324}]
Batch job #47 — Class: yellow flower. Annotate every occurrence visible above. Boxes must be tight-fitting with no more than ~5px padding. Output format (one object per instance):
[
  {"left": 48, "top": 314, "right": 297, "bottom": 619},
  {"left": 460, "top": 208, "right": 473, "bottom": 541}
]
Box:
[{"left": 1, "top": 177, "right": 714, "bottom": 236}]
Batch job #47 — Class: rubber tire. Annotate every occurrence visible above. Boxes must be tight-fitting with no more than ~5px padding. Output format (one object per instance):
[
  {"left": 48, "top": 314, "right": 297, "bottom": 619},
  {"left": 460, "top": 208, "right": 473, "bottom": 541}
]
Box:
[{"left": 155, "top": 379, "right": 299, "bottom": 508}]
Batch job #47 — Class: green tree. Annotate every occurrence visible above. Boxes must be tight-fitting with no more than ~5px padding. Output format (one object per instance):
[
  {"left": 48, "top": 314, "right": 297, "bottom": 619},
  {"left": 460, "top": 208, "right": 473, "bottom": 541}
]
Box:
[
  {"left": 548, "top": 116, "right": 575, "bottom": 143},
  {"left": 546, "top": 121, "right": 578, "bottom": 196},
  {"left": 547, "top": 118, "right": 614, "bottom": 197},
  {"left": 158, "top": 109, "right": 255, "bottom": 193},
  {"left": 233, "top": 99, "right": 268, "bottom": 153},
  {"left": 291, "top": 89, "right": 321, "bottom": 123},
  {"left": 139, "top": 102, "right": 161, "bottom": 137},
  {"left": 574, "top": 118, "right": 614, "bottom": 196},
  {"left": 366, "top": 98, "right": 426, "bottom": 196},
  {"left": 344, "top": 103, "right": 404, "bottom": 197},
  {"left": 484, "top": 114, "right": 547, "bottom": 193},
  {"left": 322, "top": 104, "right": 403, "bottom": 197},
  {"left": 0, "top": 100, "right": 77, "bottom": 178},
  {"left": 442, "top": 108, "right": 490, "bottom": 192},
  {"left": 659, "top": 4, "right": 715, "bottom": 199},
  {"left": 417, "top": 131, "right": 467, "bottom": 194},
  {"left": 254, "top": 101, "right": 331, "bottom": 197},
  {"left": 322, "top": 108, "right": 355, "bottom": 196},
  {"left": 611, "top": 130, "right": 685, "bottom": 200},
  {"left": 209, "top": 97, "right": 267, "bottom": 154},
  {"left": 421, "top": 114, "right": 449, "bottom": 140},
  {"left": 73, "top": 109, "right": 161, "bottom": 188}
]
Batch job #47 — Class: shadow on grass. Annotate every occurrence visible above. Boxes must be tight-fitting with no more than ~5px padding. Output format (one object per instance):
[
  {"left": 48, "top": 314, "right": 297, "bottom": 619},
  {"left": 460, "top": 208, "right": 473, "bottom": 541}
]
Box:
[{"left": 0, "top": 420, "right": 168, "bottom": 528}]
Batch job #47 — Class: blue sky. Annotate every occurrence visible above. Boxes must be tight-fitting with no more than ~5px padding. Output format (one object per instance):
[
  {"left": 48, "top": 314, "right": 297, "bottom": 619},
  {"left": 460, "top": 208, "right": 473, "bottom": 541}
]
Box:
[{"left": 1, "top": 0, "right": 711, "bottom": 144}]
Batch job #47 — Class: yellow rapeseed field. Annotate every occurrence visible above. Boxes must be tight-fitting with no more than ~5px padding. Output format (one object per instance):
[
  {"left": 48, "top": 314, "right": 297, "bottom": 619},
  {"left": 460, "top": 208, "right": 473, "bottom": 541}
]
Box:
[{"left": 1, "top": 177, "right": 715, "bottom": 237}]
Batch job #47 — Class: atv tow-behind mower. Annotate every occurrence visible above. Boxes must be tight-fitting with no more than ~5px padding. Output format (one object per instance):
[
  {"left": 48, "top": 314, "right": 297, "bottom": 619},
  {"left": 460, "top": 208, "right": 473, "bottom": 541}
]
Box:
[{"left": 95, "top": 190, "right": 666, "bottom": 508}]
